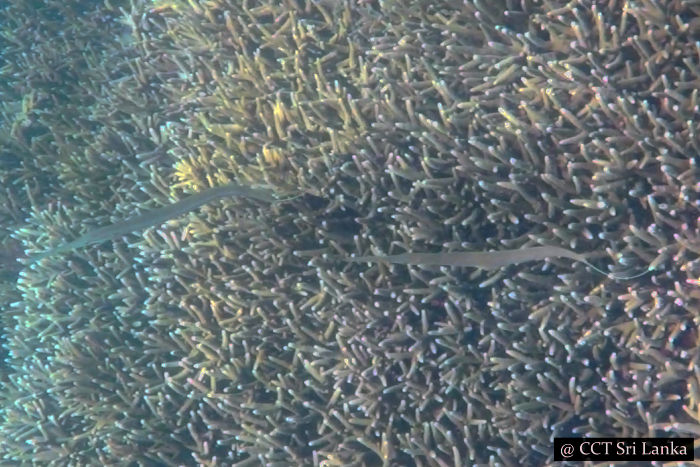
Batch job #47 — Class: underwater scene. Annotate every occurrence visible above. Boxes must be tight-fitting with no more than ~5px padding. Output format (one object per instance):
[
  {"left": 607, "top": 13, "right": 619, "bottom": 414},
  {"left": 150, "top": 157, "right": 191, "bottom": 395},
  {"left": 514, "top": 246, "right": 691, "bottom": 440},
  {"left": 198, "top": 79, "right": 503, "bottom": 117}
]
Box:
[{"left": 0, "top": 0, "right": 699, "bottom": 465}]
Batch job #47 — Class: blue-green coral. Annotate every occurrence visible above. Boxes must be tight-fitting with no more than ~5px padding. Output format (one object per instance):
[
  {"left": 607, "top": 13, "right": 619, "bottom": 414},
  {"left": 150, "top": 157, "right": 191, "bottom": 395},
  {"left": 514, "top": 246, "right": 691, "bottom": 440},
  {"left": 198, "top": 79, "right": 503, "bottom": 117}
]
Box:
[{"left": 1, "top": 0, "right": 699, "bottom": 465}]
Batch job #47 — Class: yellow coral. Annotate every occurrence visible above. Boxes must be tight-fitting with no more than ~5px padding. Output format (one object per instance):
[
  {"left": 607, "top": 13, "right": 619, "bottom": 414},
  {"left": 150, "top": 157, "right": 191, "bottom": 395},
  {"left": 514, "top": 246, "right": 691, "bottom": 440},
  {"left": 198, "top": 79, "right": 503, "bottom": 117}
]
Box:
[
  {"left": 261, "top": 144, "right": 284, "bottom": 167},
  {"left": 173, "top": 148, "right": 214, "bottom": 192}
]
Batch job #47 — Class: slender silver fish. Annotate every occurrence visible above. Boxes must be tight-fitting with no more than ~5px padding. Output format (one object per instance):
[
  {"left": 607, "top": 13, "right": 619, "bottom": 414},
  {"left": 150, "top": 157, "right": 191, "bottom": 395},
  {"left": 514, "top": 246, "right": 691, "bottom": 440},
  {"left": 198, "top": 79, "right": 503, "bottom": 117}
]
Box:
[
  {"left": 346, "top": 246, "right": 652, "bottom": 280},
  {"left": 30, "top": 183, "right": 276, "bottom": 262}
]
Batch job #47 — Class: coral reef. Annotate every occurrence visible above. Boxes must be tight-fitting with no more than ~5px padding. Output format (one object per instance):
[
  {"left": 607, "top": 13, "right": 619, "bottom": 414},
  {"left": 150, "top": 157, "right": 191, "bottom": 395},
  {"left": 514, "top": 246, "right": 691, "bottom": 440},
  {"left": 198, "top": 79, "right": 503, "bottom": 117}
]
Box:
[{"left": 1, "top": 0, "right": 699, "bottom": 465}]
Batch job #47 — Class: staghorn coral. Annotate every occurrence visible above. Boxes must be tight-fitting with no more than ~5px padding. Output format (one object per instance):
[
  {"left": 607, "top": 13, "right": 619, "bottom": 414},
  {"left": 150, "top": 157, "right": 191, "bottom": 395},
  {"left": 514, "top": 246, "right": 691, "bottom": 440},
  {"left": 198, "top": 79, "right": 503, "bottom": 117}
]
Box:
[{"left": 1, "top": 0, "right": 700, "bottom": 465}]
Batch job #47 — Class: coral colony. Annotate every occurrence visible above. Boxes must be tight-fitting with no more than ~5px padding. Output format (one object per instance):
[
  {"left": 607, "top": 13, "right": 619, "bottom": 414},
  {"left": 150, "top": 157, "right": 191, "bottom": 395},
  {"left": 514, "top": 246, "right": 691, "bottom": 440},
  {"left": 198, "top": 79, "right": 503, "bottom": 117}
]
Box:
[{"left": 1, "top": 0, "right": 699, "bottom": 465}]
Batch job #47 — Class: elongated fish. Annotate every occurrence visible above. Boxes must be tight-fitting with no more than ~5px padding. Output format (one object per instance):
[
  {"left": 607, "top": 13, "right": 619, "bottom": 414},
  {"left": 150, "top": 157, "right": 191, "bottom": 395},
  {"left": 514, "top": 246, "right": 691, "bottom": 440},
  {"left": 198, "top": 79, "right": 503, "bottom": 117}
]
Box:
[
  {"left": 346, "top": 246, "right": 652, "bottom": 280},
  {"left": 30, "top": 183, "right": 277, "bottom": 262}
]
